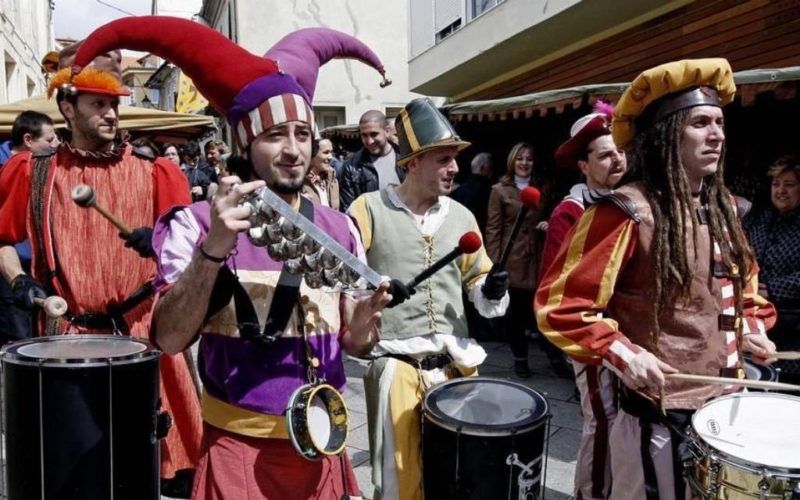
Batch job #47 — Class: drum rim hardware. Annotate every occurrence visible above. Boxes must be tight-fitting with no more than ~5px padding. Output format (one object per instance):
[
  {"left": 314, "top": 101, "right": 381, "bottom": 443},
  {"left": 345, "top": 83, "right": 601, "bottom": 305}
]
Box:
[
  {"left": 690, "top": 393, "right": 800, "bottom": 475},
  {"left": 0, "top": 334, "right": 160, "bottom": 368},
  {"left": 686, "top": 392, "right": 800, "bottom": 499},
  {"left": 423, "top": 377, "right": 550, "bottom": 436}
]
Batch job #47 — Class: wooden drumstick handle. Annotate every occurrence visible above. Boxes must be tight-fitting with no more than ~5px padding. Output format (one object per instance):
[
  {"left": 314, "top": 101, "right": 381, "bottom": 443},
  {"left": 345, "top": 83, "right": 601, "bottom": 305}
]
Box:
[
  {"left": 33, "top": 296, "right": 68, "bottom": 318},
  {"left": 71, "top": 184, "right": 133, "bottom": 236},
  {"left": 774, "top": 351, "right": 800, "bottom": 360},
  {"left": 666, "top": 373, "right": 800, "bottom": 392}
]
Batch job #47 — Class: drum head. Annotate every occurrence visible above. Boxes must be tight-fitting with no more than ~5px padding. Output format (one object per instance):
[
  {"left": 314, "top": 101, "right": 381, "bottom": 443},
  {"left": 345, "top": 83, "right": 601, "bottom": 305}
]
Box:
[
  {"left": 1, "top": 335, "right": 157, "bottom": 366},
  {"left": 692, "top": 393, "right": 800, "bottom": 471},
  {"left": 424, "top": 377, "right": 548, "bottom": 436}
]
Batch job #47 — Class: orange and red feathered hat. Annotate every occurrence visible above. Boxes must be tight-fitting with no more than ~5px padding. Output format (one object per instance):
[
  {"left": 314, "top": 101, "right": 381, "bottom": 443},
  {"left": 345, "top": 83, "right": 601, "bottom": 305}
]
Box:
[{"left": 70, "top": 16, "right": 389, "bottom": 150}]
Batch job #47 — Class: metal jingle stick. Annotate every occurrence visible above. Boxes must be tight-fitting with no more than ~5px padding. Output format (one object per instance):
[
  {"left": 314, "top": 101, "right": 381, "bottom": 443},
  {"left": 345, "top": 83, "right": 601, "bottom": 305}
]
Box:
[{"left": 242, "top": 187, "right": 383, "bottom": 288}]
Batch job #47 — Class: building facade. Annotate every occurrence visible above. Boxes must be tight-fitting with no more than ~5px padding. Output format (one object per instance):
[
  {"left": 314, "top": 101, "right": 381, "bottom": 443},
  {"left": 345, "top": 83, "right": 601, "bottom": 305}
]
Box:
[
  {"left": 0, "top": 0, "right": 54, "bottom": 104},
  {"left": 146, "top": 0, "right": 203, "bottom": 112},
  {"left": 408, "top": 0, "right": 800, "bottom": 101},
  {"left": 200, "top": 0, "right": 423, "bottom": 128}
]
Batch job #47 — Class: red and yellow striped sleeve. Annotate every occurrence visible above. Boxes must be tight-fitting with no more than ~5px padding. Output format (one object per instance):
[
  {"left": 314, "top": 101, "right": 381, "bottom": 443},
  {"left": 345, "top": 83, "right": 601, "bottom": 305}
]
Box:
[
  {"left": 741, "top": 263, "right": 777, "bottom": 336},
  {"left": 535, "top": 202, "right": 642, "bottom": 373}
]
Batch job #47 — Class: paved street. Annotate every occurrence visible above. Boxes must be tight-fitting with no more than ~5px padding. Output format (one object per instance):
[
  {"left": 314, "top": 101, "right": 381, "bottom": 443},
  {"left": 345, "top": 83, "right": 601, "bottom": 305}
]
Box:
[{"left": 344, "top": 339, "right": 581, "bottom": 500}]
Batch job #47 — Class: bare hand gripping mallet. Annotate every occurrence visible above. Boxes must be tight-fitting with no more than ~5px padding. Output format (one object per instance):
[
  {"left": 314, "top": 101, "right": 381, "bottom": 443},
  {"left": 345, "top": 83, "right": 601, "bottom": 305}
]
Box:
[
  {"left": 33, "top": 296, "right": 68, "bottom": 318},
  {"left": 71, "top": 184, "right": 133, "bottom": 236}
]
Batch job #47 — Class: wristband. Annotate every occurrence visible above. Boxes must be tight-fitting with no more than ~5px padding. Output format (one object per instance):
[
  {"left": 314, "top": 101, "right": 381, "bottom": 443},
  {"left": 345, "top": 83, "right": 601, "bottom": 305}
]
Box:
[{"left": 198, "top": 244, "right": 227, "bottom": 263}]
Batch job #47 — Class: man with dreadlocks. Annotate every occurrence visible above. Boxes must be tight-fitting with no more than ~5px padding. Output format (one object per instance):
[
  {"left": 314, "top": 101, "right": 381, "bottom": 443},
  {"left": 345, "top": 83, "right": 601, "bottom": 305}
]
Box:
[{"left": 535, "top": 58, "right": 777, "bottom": 499}]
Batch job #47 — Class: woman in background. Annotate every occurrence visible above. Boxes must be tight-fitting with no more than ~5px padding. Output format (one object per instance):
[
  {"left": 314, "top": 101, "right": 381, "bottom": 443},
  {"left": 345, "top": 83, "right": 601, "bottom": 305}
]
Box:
[
  {"left": 744, "top": 155, "right": 800, "bottom": 382},
  {"left": 485, "top": 142, "right": 544, "bottom": 378}
]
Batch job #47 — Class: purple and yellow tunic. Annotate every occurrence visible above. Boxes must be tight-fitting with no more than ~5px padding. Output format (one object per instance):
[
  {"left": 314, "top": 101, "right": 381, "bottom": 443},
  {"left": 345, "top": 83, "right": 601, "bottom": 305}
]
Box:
[{"left": 153, "top": 200, "right": 363, "bottom": 438}]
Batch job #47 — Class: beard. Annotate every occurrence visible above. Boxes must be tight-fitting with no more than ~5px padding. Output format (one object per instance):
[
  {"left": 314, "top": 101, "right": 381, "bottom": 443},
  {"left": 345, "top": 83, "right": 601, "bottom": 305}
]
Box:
[
  {"left": 271, "top": 177, "right": 305, "bottom": 194},
  {"left": 73, "top": 116, "right": 116, "bottom": 149},
  {"left": 262, "top": 164, "right": 307, "bottom": 194}
]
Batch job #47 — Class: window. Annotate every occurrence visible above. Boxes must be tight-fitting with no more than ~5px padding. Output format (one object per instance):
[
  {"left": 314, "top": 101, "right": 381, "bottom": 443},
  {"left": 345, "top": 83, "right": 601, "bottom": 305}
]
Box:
[
  {"left": 469, "top": 0, "right": 500, "bottom": 20},
  {"left": 27, "top": 77, "right": 35, "bottom": 97},
  {"left": 5, "top": 53, "right": 16, "bottom": 99},
  {"left": 314, "top": 106, "right": 346, "bottom": 130},
  {"left": 436, "top": 18, "right": 462, "bottom": 42}
]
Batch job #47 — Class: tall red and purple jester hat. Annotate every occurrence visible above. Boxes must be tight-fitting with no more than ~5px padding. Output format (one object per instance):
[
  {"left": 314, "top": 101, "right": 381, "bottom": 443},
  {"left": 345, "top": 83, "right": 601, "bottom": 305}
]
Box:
[{"left": 70, "top": 16, "right": 390, "bottom": 150}]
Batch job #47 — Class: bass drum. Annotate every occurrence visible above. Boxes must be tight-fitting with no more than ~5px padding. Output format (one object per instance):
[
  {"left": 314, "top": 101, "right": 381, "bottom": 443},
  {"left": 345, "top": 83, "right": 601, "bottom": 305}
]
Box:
[
  {"left": 422, "top": 377, "right": 549, "bottom": 500},
  {"left": 1, "top": 335, "right": 161, "bottom": 500}
]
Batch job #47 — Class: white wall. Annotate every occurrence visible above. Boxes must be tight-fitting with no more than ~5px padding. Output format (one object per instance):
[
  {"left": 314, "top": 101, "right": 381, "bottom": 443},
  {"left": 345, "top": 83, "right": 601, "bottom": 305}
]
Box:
[
  {"left": 152, "top": 0, "right": 202, "bottom": 19},
  {"left": 232, "top": 0, "right": 423, "bottom": 124},
  {"left": 0, "top": 0, "right": 53, "bottom": 103}
]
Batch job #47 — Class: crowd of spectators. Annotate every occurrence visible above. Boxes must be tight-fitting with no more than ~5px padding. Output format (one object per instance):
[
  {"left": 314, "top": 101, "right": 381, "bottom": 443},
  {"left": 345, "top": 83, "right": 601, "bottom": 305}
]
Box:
[{"left": 1, "top": 105, "right": 797, "bottom": 385}]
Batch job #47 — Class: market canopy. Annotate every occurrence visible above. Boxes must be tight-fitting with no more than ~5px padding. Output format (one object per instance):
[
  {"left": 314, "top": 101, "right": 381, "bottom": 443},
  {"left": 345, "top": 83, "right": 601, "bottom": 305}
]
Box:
[
  {"left": 441, "top": 66, "right": 800, "bottom": 122},
  {"left": 0, "top": 94, "right": 216, "bottom": 140}
]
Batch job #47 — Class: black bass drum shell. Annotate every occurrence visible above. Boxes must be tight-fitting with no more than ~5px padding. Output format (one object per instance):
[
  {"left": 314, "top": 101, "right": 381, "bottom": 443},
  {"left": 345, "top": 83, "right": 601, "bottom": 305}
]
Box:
[
  {"left": 1, "top": 335, "right": 161, "bottom": 500},
  {"left": 422, "top": 377, "right": 550, "bottom": 500}
]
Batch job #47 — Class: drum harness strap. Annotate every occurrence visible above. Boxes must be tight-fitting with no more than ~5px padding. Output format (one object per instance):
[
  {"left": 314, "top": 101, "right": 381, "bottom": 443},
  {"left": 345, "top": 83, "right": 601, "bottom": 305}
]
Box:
[
  {"left": 200, "top": 199, "right": 355, "bottom": 496},
  {"left": 30, "top": 151, "right": 154, "bottom": 335},
  {"left": 204, "top": 196, "right": 315, "bottom": 344}
]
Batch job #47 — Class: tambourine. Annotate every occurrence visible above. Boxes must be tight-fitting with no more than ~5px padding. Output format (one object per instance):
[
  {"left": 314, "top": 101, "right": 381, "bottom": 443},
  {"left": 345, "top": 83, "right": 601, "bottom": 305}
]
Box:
[{"left": 285, "top": 382, "right": 349, "bottom": 460}]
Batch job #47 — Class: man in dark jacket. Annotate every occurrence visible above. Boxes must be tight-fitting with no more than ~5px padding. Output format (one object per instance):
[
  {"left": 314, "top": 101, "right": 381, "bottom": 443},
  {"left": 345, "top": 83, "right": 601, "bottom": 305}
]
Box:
[
  {"left": 181, "top": 140, "right": 218, "bottom": 202},
  {"left": 338, "top": 110, "right": 405, "bottom": 210},
  {"left": 450, "top": 152, "right": 493, "bottom": 231}
]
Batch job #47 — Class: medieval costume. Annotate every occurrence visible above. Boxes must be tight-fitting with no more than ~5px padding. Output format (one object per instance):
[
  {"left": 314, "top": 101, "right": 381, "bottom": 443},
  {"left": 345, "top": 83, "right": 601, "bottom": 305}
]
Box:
[
  {"left": 0, "top": 62, "right": 201, "bottom": 482},
  {"left": 538, "top": 110, "right": 622, "bottom": 500},
  {"left": 73, "top": 16, "right": 390, "bottom": 499},
  {"left": 535, "top": 59, "right": 777, "bottom": 499},
  {"left": 348, "top": 98, "right": 509, "bottom": 500}
]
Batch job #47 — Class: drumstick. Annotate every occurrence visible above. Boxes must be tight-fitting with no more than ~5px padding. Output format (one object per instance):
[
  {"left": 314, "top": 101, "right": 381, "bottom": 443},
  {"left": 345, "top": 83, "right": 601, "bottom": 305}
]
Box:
[
  {"left": 773, "top": 351, "right": 800, "bottom": 360},
  {"left": 33, "top": 296, "right": 68, "bottom": 318},
  {"left": 71, "top": 184, "right": 133, "bottom": 236},
  {"left": 667, "top": 373, "right": 800, "bottom": 392}
]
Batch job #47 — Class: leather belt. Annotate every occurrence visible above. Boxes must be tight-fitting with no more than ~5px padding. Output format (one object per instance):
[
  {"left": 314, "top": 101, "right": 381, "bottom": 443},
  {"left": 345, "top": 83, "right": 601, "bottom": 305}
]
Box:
[{"left": 380, "top": 352, "right": 452, "bottom": 371}]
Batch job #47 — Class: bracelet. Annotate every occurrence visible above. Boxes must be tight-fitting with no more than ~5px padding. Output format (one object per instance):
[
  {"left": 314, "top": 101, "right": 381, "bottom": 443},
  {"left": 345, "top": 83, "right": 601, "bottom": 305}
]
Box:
[{"left": 198, "top": 244, "right": 227, "bottom": 263}]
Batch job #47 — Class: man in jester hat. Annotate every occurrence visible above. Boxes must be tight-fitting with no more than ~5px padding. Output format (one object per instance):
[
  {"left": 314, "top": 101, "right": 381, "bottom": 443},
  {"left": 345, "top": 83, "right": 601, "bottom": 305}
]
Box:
[{"left": 72, "top": 16, "right": 394, "bottom": 499}]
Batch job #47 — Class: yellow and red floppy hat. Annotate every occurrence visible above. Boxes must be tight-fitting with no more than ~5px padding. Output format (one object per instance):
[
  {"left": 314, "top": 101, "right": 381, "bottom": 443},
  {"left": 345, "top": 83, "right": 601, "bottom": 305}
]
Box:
[{"left": 612, "top": 58, "right": 736, "bottom": 148}]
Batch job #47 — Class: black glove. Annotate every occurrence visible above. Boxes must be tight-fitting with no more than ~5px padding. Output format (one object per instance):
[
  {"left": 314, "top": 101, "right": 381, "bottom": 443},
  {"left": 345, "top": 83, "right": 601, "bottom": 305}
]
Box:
[
  {"left": 10, "top": 274, "right": 47, "bottom": 310},
  {"left": 482, "top": 265, "right": 509, "bottom": 301},
  {"left": 121, "top": 227, "right": 155, "bottom": 258},
  {"left": 387, "top": 279, "right": 415, "bottom": 308}
]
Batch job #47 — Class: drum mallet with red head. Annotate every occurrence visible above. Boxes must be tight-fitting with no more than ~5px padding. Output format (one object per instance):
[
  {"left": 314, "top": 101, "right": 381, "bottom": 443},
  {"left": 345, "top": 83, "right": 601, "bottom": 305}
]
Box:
[
  {"left": 497, "top": 186, "right": 541, "bottom": 268},
  {"left": 33, "top": 295, "right": 68, "bottom": 318},
  {"left": 71, "top": 184, "right": 133, "bottom": 236},
  {"left": 405, "top": 231, "right": 483, "bottom": 291}
]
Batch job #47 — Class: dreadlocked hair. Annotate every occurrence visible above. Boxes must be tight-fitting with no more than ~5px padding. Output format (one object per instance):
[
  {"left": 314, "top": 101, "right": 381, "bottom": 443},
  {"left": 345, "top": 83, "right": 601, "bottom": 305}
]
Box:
[{"left": 626, "top": 108, "right": 754, "bottom": 347}]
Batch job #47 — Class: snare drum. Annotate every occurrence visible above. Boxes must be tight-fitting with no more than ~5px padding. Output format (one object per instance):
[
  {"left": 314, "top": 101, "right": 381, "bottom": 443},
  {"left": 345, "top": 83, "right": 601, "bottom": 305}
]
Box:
[
  {"left": 686, "top": 392, "right": 800, "bottom": 499},
  {"left": 422, "top": 377, "right": 550, "bottom": 500},
  {"left": 1, "top": 335, "right": 161, "bottom": 500}
]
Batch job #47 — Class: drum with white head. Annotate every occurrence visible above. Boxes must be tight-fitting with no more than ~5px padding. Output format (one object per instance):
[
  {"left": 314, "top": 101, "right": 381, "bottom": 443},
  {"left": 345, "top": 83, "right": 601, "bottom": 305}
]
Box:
[{"left": 686, "top": 392, "right": 800, "bottom": 498}]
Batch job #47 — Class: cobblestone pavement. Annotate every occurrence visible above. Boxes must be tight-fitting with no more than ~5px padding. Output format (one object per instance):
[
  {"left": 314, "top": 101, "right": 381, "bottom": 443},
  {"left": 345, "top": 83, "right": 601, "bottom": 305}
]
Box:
[{"left": 345, "top": 339, "right": 580, "bottom": 500}]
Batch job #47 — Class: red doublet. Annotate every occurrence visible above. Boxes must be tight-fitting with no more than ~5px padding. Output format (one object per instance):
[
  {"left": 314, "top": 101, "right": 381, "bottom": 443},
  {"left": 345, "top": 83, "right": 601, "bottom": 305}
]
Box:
[{"left": 0, "top": 143, "right": 201, "bottom": 477}]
